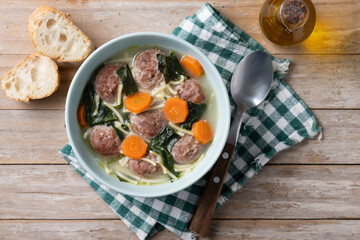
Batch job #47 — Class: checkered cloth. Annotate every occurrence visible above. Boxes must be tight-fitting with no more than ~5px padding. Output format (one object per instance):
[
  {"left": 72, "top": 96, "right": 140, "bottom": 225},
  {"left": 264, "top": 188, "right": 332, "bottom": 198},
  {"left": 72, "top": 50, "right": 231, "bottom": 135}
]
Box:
[{"left": 60, "top": 3, "right": 321, "bottom": 240}]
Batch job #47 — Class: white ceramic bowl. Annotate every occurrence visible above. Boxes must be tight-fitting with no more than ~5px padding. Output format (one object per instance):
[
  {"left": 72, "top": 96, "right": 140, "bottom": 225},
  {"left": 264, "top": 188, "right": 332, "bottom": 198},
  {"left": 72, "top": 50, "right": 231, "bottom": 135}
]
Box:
[{"left": 65, "top": 32, "right": 230, "bottom": 197}]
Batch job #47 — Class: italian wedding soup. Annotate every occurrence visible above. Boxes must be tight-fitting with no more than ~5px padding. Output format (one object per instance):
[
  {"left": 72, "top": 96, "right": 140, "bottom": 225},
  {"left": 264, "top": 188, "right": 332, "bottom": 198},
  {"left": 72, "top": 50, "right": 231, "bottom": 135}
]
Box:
[{"left": 77, "top": 46, "right": 217, "bottom": 185}]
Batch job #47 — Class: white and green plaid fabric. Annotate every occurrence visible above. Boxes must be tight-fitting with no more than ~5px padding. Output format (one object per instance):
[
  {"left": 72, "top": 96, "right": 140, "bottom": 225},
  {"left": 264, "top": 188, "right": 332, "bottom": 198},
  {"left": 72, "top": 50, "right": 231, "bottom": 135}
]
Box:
[{"left": 60, "top": 3, "right": 321, "bottom": 240}]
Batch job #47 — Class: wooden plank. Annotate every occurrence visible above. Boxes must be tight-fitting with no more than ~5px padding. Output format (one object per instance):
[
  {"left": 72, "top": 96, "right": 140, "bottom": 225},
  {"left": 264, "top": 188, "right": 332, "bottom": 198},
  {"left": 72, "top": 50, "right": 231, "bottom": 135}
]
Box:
[
  {"left": 0, "top": 220, "right": 140, "bottom": 240},
  {"left": 0, "top": 110, "right": 68, "bottom": 164},
  {"left": 1, "top": 219, "right": 360, "bottom": 239},
  {"left": 214, "top": 165, "right": 360, "bottom": 219},
  {"left": 0, "top": 0, "right": 358, "bottom": 55},
  {"left": 0, "top": 165, "right": 117, "bottom": 219},
  {"left": 0, "top": 54, "right": 358, "bottom": 110},
  {"left": 1, "top": 165, "right": 360, "bottom": 219},
  {"left": 279, "top": 55, "right": 360, "bottom": 109},
  {"left": 0, "top": 109, "right": 359, "bottom": 165},
  {"left": 205, "top": 220, "right": 360, "bottom": 240}
]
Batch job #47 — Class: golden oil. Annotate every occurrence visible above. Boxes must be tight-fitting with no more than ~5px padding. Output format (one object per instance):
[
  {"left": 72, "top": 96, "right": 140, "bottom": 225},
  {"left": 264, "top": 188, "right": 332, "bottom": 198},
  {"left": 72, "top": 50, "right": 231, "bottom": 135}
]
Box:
[{"left": 259, "top": 0, "right": 316, "bottom": 46}]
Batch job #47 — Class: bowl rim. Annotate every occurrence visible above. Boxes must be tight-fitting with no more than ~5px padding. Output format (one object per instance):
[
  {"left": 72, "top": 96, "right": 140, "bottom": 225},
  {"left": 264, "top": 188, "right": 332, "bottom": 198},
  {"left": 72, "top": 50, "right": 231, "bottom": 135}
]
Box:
[{"left": 65, "top": 32, "right": 230, "bottom": 197}]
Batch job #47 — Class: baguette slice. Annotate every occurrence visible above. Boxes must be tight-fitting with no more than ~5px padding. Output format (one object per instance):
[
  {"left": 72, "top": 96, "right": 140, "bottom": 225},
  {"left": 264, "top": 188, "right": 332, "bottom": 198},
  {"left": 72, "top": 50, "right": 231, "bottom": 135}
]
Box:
[
  {"left": 28, "top": 6, "right": 94, "bottom": 62},
  {"left": 1, "top": 52, "right": 60, "bottom": 102}
]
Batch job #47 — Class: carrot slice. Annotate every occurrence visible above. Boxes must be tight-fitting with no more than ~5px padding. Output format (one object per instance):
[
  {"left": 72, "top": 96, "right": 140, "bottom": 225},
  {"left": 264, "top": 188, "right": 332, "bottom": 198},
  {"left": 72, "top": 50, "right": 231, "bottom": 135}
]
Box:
[
  {"left": 180, "top": 55, "right": 204, "bottom": 78},
  {"left": 125, "top": 92, "right": 152, "bottom": 114},
  {"left": 163, "top": 97, "right": 189, "bottom": 123},
  {"left": 77, "top": 104, "right": 87, "bottom": 127},
  {"left": 121, "top": 135, "right": 148, "bottom": 159},
  {"left": 192, "top": 119, "right": 213, "bottom": 144}
]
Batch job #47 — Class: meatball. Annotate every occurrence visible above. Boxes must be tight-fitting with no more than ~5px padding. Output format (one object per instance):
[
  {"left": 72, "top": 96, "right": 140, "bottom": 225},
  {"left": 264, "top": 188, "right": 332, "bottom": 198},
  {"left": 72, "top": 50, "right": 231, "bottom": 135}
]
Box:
[
  {"left": 171, "top": 135, "right": 202, "bottom": 163},
  {"left": 129, "top": 153, "right": 161, "bottom": 176},
  {"left": 176, "top": 79, "right": 206, "bottom": 104},
  {"left": 130, "top": 110, "right": 167, "bottom": 139},
  {"left": 94, "top": 64, "right": 121, "bottom": 103},
  {"left": 90, "top": 125, "right": 121, "bottom": 157},
  {"left": 132, "top": 49, "right": 164, "bottom": 89}
]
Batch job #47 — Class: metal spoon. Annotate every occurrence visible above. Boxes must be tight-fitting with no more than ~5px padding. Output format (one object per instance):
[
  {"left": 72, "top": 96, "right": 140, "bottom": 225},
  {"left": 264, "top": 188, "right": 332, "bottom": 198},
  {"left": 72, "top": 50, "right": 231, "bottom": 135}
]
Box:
[{"left": 190, "top": 51, "right": 274, "bottom": 237}]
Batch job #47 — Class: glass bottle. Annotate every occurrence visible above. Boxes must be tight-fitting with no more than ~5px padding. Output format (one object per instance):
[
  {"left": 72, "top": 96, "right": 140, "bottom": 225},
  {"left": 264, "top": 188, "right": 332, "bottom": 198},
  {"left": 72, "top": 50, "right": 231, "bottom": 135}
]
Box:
[{"left": 259, "top": 0, "right": 316, "bottom": 46}]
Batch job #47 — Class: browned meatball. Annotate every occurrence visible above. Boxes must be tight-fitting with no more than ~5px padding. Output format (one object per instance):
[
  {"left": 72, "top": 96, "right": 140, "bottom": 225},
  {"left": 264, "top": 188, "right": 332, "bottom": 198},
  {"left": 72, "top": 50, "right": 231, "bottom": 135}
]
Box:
[
  {"left": 132, "top": 49, "right": 164, "bottom": 89},
  {"left": 94, "top": 64, "right": 121, "bottom": 103},
  {"left": 171, "top": 135, "right": 202, "bottom": 163},
  {"left": 128, "top": 153, "right": 161, "bottom": 176},
  {"left": 176, "top": 79, "right": 206, "bottom": 104},
  {"left": 90, "top": 125, "right": 121, "bottom": 157},
  {"left": 130, "top": 110, "right": 167, "bottom": 139}
]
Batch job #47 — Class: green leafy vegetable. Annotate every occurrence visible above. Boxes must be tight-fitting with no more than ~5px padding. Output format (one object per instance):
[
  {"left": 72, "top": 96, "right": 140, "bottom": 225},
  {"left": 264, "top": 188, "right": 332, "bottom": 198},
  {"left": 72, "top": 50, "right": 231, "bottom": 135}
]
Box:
[
  {"left": 83, "top": 81, "right": 117, "bottom": 126},
  {"left": 157, "top": 51, "right": 189, "bottom": 83},
  {"left": 150, "top": 127, "right": 181, "bottom": 178},
  {"left": 151, "top": 146, "right": 178, "bottom": 177},
  {"left": 114, "top": 102, "right": 124, "bottom": 109},
  {"left": 91, "top": 102, "right": 117, "bottom": 126},
  {"left": 150, "top": 126, "right": 181, "bottom": 152},
  {"left": 117, "top": 176, "right": 128, "bottom": 182},
  {"left": 83, "top": 81, "right": 96, "bottom": 122},
  {"left": 122, "top": 112, "right": 131, "bottom": 124},
  {"left": 117, "top": 64, "right": 138, "bottom": 96},
  {"left": 181, "top": 102, "right": 207, "bottom": 130},
  {"left": 121, "top": 123, "right": 129, "bottom": 131}
]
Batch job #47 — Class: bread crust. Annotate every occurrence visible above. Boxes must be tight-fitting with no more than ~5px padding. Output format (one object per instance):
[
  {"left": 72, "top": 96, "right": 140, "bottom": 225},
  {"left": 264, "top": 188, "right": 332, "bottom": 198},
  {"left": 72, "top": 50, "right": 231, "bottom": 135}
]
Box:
[
  {"left": 1, "top": 52, "right": 60, "bottom": 102},
  {"left": 28, "top": 6, "right": 94, "bottom": 63}
]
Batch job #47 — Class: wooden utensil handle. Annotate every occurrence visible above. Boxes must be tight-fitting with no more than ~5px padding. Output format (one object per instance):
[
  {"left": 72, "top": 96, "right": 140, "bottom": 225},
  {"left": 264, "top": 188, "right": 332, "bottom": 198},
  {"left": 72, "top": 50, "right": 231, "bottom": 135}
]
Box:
[{"left": 189, "top": 142, "right": 236, "bottom": 237}]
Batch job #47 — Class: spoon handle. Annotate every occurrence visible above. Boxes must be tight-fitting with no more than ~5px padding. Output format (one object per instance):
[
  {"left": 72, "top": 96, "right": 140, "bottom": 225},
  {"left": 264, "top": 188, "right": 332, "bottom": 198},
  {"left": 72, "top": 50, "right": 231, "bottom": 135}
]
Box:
[
  {"left": 189, "top": 142, "right": 235, "bottom": 237},
  {"left": 189, "top": 108, "right": 245, "bottom": 237}
]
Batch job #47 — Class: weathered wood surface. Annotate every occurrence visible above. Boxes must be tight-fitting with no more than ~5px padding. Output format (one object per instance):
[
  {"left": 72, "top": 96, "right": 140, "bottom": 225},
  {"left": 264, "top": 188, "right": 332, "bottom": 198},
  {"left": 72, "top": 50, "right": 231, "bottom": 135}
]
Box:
[
  {"left": 2, "top": 165, "right": 360, "bottom": 219},
  {"left": 0, "top": 110, "right": 358, "bottom": 165},
  {"left": 0, "top": 0, "right": 359, "bottom": 239},
  {"left": 0, "top": 110, "right": 67, "bottom": 164},
  {"left": 0, "top": 0, "right": 358, "bottom": 55},
  {"left": 1, "top": 220, "right": 360, "bottom": 240}
]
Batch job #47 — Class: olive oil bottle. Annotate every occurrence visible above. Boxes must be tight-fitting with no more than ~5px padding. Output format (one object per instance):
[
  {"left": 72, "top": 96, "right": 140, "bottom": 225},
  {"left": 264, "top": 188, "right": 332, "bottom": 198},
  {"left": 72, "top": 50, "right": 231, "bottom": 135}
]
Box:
[{"left": 259, "top": 0, "right": 316, "bottom": 46}]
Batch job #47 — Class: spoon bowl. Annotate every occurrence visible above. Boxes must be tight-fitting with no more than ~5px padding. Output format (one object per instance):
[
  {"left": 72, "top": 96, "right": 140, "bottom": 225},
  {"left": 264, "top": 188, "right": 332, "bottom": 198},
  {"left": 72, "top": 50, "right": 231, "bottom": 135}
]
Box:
[{"left": 231, "top": 51, "right": 273, "bottom": 108}]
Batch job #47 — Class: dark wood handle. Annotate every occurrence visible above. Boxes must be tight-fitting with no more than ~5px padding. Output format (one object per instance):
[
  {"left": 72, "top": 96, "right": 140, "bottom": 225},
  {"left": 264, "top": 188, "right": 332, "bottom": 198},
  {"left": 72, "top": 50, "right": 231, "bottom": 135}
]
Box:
[{"left": 189, "top": 142, "right": 236, "bottom": 237}]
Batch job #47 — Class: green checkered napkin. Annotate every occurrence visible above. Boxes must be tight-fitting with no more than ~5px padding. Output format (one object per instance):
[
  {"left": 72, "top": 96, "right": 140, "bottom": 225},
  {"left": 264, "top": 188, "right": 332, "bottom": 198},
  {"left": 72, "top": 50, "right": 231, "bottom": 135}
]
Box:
[{"left": 60, "top": 3, "right": 320, "bottom": 239}]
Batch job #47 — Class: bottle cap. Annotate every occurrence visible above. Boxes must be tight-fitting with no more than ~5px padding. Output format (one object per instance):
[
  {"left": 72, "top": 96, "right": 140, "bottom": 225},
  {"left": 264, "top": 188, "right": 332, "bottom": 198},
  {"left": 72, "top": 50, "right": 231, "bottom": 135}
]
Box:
[{"left": 280, "top": 0, "right": 309, "bottom": 33}]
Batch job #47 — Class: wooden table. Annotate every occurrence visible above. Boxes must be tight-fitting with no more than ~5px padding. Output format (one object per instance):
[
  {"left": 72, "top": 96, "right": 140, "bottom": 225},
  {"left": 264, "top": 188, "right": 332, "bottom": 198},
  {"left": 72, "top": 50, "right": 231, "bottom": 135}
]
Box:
[{"left": 1, "top": 0, "right": 359, "bottom": 239}]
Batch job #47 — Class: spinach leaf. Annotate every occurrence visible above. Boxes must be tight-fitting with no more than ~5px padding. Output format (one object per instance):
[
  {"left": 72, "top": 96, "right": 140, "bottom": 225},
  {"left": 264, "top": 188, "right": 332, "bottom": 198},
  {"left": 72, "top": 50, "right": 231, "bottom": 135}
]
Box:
[
  {"left": 82, "top": 81, "right": 117, "bottom": 126},
  {"left": 89, "top": 101, "right": 117, "bottom": 126},
  {"left": 122, "top": 112, "right": 131, "bottom": 124},
  {"left": 83, "top": 81, "right": 96, "bottom": 124},
  {"left": 117, "top": 64, "right": 138, "bottom": 96},
  {"left": 157, "top": 51, "right": 189, "bottom": 83},
  {"left": 117, "top": 176, "right": 128, "bottom": 182},
  {"left": 181, "top": 102, "right": 207, "bottom": 130},
  {"left": 151, "top": 145, "right": 178, "bottom": 177},
  {"left": 121, "top": 123, "right": 129, "bottom": 131},
  {"left": 150, "top": 126, "right": 181, "bottom": 152},
  {"left": 156, "top": 54, "right": 166, "bottom": 74},
  {"left": 150, "top": 127, "right": 181, "bottom": 178}
]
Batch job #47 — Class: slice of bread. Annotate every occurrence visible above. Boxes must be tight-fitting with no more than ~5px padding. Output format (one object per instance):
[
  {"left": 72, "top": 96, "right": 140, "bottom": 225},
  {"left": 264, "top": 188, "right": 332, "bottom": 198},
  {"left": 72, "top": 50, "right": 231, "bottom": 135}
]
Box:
[
  {"left": 28, "top": 6, "right": 94, "bottom": 62},
  {"left": 1, "top": 52, "right": 60, "bottom": 102}
]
